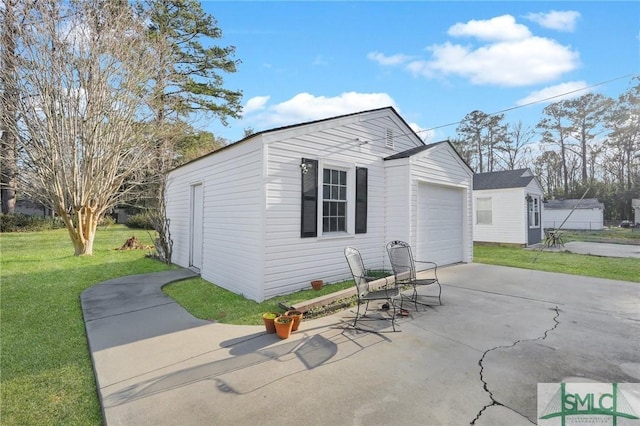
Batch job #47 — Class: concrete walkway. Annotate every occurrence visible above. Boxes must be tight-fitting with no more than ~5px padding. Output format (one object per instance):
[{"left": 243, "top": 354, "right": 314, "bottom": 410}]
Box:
[{"left": 81, "top": 264, "right": 640, "bottom": 426}]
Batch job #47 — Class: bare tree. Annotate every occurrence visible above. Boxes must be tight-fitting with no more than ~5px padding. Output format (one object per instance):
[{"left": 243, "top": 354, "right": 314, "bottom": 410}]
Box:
[
  {"left": 456, "top": 110, "right": 490, "bottom": 172},
  {"left": 537, "top": 102, "right": 574, "bottom": 194},
  {"left": 0, "top": 0, "right": 23, "bottom": 214},
  {"left": 7, "top": 0, "right": 159, "bottom": 255},
  {"left": 497, "top": 121, "right": 535, "bottom": 170}
]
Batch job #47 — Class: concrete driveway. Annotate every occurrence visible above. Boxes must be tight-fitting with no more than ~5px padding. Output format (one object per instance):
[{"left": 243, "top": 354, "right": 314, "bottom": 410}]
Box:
[{"left": 83, "top": 263, "right": 640, "bottom": 426}]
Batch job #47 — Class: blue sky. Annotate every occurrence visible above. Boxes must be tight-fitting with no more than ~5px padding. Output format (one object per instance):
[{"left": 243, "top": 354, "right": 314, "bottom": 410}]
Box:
[{"left": 200, "top": 1, "right": 639, "bottom": 144}]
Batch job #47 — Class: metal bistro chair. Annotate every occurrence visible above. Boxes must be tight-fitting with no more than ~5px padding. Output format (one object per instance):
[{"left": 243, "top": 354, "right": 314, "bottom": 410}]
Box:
[
  {"left": 386, "top": 240, "right": 442, "bottom": 308},
  {"left": 344, "top": 247, "right": 401, "bottom": 332}
]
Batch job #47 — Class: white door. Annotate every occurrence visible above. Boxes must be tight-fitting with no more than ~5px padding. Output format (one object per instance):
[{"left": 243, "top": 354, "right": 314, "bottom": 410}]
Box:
[
  {"left": 190, "top": 183, "right": 203, "bottom": 270},
  {"left": 417, "top": 183, "right": 464, "bottom": 266}
]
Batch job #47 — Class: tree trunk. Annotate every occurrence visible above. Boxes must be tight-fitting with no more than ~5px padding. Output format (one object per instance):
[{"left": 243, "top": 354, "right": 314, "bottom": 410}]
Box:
[
  {"left": 1, "top": 0, "right": 18, "bottom": 214},
  {"left": 59, "top": 206, "right": 99, "bottom": 256}
]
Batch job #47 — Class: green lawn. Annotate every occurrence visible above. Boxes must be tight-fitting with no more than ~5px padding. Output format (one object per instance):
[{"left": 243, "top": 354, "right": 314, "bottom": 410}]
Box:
[
  {"left": 0, "top": 226, "right": 173, "bottom": 426},
  {"left": 2, "top": 227, "right": 638, "bottom": 425},
  {"left": 473, "top": 244, "right": 640, "bottom": 283}
]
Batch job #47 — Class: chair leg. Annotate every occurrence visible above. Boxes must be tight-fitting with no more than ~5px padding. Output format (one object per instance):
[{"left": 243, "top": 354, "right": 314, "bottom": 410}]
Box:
[
  {"left": 389, "top": 299, "right": 397, "bottom": 332},
  {"left": 353, "top": 299, "right": 362, "bottom": 328}
]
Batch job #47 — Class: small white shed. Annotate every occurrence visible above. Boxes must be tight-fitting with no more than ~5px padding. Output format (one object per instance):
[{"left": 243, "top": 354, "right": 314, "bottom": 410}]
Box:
[
  {"left": 473, "top": 169, "right": 545, "bottom": 246},
  {"left": 632, "top": 199, "right": 640, "bottom": 226},
  {"left": 165, "top": 107, "right": 474, "bottom": 302},
  {"left": 543, "top": 199, "right": 604, "bottom": 230}
]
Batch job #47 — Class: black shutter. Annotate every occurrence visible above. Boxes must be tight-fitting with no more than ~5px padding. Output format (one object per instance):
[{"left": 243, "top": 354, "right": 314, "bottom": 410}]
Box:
[
  {"left": 300, "top": 158, "right": 318, "bottom": 238},
  {"left": 355, "top": 167, "right": 368, "bottom": 234}
]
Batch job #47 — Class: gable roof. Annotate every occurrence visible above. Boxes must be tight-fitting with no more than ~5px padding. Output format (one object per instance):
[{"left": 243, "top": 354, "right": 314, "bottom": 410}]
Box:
[
  {"left": 383, "top": 141, "right": 442, "bottom": 160},
  {"left": 383, "top": 140, "right": 473, "bottom": 173},
  {"left": 170, "top": 106, "right": 420, "bottom": 172},
  {"left": 473, "top": 168, "right": 537, "bottom": 190},
  {"left": 544, "top": 198, "right": 604, "bottom": 210}
]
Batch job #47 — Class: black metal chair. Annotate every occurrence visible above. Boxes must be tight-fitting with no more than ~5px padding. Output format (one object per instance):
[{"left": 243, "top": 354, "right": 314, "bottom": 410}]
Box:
[
  {"left": 386, "top": 240, "right": 442, "bottom": 308},
  {"left": 344, "top": 247, "right": 401, "bottom": 332}
]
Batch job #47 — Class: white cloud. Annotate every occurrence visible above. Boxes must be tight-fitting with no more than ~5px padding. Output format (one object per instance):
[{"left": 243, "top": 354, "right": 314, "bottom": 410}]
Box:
[
  {"left": 516, "top": 81, "right": 590, "bottom": 105},
  {"left": 244, "top": 92, "right": 397, "bottom": 128},
  {"left": 243, "top": 96, "right": 270, "bottom": 114},
  {"left": 525, "top": 10, "right": 581, "bottom": 32},
  {"left": 369, "top": 14, "right": 580, "bottom": 87},
  {"left": 367, "top": 51, "right": 413, "bottom": 66},
  {"left": 448, "top": 15, "right": 531, "bottom": 41},
  {"left": 419, "top": 37, "right": 580, "bottom": 86}
]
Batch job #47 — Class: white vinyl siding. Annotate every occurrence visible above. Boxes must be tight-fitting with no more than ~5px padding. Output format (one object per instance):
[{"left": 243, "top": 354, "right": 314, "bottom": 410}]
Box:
[
  {"left": 544, "top": 208, "right": 603, "bottom": 230},
  {"left": 473, "top": 187, "right": 526, "bottom": 244},
  {"left": 166, "top": 140, "right": 264, "bottom": 301},
  {"left": 261, "top": 111, "right": 420, "bottom": 300},
  {"left": 472, "top": 178, "right": 544, "bottom": 245},
  {"left": 167, "top": 108, "right": 473, "bottom": 302}
]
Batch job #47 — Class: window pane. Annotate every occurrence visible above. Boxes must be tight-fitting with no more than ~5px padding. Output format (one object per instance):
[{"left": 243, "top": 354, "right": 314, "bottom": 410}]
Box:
[
  {"left": 337, "top": 217, "right": 345, "bottom": 231},
  {"left": 330, "top": 202, "right": 337, "bottom": 216},
  {"left": 339, "top": 186, "right": 346, "bottom": 200},
  {"left": 323, "top": 184, "right": 330, "bottom": 199},
  {"left": 337, "top": 202, "right": 345, "bottom": 216},
  {"left": 330, "top": 217, "right": 337, "bottom": 232},
  {"left": 331, "top": 186, "right": 337, "bottom": 200},
  {"left": 331, "top": 170, "right": 338, "bottom": 183},
  {"left": 323, "top": 217, "right": 330, "bottom": 232},
  {"left": 339, "top": 171, "right": 346, "bottom": 185},
  {"left": 323, "top": 201, "right": 329, "bottom": 216},
  {"left": 323, "top": 169, "right": 330, "bottom": 183}
]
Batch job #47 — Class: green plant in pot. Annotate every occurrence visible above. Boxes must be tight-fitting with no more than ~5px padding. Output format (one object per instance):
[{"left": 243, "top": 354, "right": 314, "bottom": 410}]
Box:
[
  {"left": 273, "top": 315, "right": 294, "bottom": 339},
  {"left": 285, "top": 310, "right": 303, "bottom": 332},
  {"left": 262, "top": 312, "right": 280, "bottom": 334}
]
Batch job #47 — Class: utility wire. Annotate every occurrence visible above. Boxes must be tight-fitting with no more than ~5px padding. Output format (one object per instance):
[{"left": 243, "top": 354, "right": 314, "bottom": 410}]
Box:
[{"left": 421, "top": 73, "right": 636, "bottom": 134}]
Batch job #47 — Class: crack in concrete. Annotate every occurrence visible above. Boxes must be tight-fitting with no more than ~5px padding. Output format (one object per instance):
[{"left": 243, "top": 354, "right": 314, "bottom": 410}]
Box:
[{"left": 470, "top": 306, "right": 561, "bottom": 425}]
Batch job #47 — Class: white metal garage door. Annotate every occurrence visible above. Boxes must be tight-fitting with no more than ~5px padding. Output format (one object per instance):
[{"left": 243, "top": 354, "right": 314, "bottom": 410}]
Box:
[{"left": 417, "top": 183, "right": 464, "bottom": 266}]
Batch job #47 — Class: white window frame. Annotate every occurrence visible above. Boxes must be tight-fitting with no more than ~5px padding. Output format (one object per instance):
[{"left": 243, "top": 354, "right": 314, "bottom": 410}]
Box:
[
  {"left": 528, "top": 196, "right": 540, "bottom": 228},
  {"left": 318, "top": 160, "right": 355, "bottom": 236},
  {"left": 476, "top": 197, "right": 492, "bottom": 225}
]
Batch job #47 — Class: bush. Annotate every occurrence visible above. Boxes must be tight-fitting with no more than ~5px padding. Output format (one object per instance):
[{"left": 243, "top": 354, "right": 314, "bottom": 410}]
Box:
[
  {"left": 125, "top": 212, "right": 156, "bottom": 230},
  {"left": 0, "top": 213, "right": 66, "bottom": 232}
]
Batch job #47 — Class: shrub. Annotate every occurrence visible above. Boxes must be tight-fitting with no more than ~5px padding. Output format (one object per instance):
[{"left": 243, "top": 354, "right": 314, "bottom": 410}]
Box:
[
  {"left": 0, "top": 213, "right": 66, "bottom": 232},
  {"left": 125, "top": 212, "right": 156, "bottom": 230}
]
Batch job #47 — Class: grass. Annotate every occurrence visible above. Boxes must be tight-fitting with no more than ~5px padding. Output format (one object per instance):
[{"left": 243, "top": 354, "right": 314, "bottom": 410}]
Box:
[
  {"left": 473, "top": 244, "right": 640, "bottom": 283},
  {"left": 2, "top": 226, "right": 638, "bottom": 424},
  {"left": 0, "top": 225, "right": 173, "bottom": 426},
  {"left": 163, "top": 277, "right": 356, "bottom": 325},
  {"left": 473, "top": 228, "right": 640, "bottom": 283}
]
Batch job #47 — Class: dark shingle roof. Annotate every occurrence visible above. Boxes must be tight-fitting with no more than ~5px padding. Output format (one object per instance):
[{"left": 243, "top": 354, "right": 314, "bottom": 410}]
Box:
[
  {"left": 473, "top": 168, "right": 536, "bottom": 190},
  {"left": 383, "top": 142, "right": 443, "bottom": 160},
  {"left": 544, "top": 198, "right": 604, "bottom": 210}
]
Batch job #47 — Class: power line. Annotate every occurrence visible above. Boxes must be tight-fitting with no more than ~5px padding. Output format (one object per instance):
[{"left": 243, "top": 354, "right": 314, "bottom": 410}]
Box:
[{"left": 416, "top": 73, "right": 637, "bottom": 136}]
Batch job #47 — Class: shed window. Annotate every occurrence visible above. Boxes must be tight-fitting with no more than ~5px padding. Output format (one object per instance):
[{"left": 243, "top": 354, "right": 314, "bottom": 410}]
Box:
[
  {"left": 300, "top": 159, "right": 367, "bottom": 237},
  {"left": 323, "top": 168, "right": 347, "bottom": 232},
  {"left": 528, "top": 197, "right": 540, "bottom": 228},
  {"left": 476, "top": 197, "right": 492, "bottom": 225}
]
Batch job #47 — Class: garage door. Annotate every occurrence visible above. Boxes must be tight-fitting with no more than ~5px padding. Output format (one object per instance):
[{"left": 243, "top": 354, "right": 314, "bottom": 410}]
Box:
[{"left": 417, "top": 183, "right": 464, "bottom": 266}]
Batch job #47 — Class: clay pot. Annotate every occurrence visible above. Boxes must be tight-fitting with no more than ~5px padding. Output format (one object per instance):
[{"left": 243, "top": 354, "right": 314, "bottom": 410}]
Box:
[
  {"left": 274, "top": 315, "right": 294, "bottom": 339},
  {"left": 311, "top": 279, "right": 323, "bottom": 291},
  {"left": 262, "top": 312, "right": 280, "bottom": 334},
  {"left": 285, "top": 310, "right": 303, "bottom": 331}
]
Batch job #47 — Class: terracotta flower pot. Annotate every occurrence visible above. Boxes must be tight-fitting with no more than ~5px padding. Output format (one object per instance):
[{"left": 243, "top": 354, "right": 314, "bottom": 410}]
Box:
[
  {"left": 285, "top": 310, "right": 303, "bottom": 332},
  {"left": 274, "top": 315, "right": 294, "bottom": 339},
  {"left": 262, "top": 312, "right": 280, "bottom": 334},
  {"left": 311, "top": 279, "right": 323, "bottom": 291}
]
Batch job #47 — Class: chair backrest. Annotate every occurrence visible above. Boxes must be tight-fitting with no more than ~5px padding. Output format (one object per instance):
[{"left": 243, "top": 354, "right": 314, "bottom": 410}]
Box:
[
  {"left": 344, "top": 247, "right": 370, "bottom": 297},
  {"left": 386, "top": 240, "right": 416, "bottom": 283}
]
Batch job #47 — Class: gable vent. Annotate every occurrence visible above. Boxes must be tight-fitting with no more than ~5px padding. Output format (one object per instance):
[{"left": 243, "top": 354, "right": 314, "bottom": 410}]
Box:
[{"left": 385, "top": 128, "right": 394, "bottom": 149}]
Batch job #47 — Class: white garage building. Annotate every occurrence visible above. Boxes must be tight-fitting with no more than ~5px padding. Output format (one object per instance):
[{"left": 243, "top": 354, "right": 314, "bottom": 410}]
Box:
[{"left": 165, "top": 107, "right": 474, "bottom": 302}]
